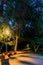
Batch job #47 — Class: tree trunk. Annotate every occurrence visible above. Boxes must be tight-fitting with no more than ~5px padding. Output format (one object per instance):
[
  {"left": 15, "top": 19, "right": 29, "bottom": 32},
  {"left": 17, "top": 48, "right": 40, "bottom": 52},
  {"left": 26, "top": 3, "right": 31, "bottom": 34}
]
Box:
[
  {"left": 34, "top": 45, "right": 40, "bottom": 52},
  {"left": 15, "top": 35, "right": 18, "bottom": 51},
  {"left": 32, "top": 43, "right": 40, "bottom": 52},
  {"left": 14, "top": 23, "right": 19, "bottom": 53}
]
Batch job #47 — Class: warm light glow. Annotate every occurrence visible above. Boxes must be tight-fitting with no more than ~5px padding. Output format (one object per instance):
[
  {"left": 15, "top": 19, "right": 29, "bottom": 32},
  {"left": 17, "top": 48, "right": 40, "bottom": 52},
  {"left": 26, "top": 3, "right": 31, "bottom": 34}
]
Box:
[{"left": 5, "top": 29, "right": 10, "bottom": 35}]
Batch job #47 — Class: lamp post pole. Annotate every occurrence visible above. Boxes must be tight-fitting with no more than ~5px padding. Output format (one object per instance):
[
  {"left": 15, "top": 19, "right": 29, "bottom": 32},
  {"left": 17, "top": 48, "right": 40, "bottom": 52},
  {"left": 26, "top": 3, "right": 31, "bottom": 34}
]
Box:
[
  {"left": 5, "top": 29, "right": 10, "bottom": 52},
  {"left": 6, "top": 39, "right": 7, "bottom": 52}
]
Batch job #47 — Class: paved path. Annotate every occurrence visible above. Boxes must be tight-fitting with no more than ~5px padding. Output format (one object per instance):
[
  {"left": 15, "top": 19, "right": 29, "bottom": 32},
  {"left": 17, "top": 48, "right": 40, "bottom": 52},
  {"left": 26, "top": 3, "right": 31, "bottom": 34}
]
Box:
[
  {"left": 9, "top": 53, "right": 43, "bottom": 65},
  {"left": 0, "top": 59, "right": 1, "bottom": 65},
  {"left": 0, "top": 52, "right": 43, "bottom": 65}
]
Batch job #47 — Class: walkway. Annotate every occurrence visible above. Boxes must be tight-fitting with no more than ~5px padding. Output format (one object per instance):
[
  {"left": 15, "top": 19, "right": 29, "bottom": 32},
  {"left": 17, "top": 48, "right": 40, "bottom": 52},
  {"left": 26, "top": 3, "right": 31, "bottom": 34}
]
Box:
[
  {"left": 0, "top": 52, "right": 43, "bottom": 65},
  {"left": 9, "top": 53, "right": 43, "bottom": 65}
]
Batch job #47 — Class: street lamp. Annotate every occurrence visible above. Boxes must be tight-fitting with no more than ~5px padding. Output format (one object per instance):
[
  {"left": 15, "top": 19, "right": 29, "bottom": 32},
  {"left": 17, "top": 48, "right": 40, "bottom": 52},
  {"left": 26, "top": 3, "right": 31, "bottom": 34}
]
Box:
[
  {"left": 5, "top": 29, "right": 10, "bottom": 52},
  {"left": 5, "top": 29, "right": 10, "bottom": 35}
]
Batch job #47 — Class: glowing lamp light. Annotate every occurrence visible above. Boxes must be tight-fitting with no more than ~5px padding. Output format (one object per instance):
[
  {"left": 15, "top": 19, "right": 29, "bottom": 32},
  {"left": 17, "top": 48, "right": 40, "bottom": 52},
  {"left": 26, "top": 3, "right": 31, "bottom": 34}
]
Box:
[{"left": 5, "top": 29, "right": 10, "bottom": 35}]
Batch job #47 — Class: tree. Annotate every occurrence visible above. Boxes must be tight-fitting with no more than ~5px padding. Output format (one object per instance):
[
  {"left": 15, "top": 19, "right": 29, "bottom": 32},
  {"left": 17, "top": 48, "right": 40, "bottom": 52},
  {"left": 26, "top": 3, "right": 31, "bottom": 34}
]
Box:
[
  {"left": 0, "top": 22, "right": 15, "bottom": 52},
  {"left": 0, "top": 0, "right": 43, "bottom": 52}
]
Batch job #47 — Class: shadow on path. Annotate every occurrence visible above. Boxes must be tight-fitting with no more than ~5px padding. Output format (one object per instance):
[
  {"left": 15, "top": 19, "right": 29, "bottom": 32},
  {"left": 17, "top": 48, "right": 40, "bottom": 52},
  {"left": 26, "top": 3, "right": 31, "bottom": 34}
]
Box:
[{"left": 19, "top": 60, "right": 35, "bottom": 65}]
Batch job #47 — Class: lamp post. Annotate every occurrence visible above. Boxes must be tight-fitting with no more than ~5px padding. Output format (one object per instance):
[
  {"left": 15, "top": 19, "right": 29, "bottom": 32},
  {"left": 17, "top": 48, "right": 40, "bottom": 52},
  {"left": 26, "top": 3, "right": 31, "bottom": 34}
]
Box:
[{"left": 5, "top": 29, "right": 10, "bottom": 52}]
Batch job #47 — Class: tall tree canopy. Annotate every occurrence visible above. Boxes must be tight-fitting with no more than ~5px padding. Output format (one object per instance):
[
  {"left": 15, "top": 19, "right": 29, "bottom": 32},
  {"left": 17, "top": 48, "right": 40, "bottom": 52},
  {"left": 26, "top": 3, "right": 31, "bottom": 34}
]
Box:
[{"left": 0, "top": 0, "right": 43, "bottom": 51}]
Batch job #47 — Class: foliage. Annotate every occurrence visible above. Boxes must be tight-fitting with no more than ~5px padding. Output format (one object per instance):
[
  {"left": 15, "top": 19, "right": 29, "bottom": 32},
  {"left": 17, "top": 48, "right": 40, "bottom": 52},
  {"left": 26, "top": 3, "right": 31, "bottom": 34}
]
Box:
[
  {"left": 0, "top": 0, "right": 43, "bottom": 51},
  {"left": 0, "top": 22, "right": 15, "bottom": 46}
]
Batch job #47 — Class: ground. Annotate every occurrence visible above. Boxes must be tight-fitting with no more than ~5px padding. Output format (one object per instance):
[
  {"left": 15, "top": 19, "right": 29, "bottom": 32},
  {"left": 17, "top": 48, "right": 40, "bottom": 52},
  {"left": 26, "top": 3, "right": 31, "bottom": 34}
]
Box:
[
  {"left": 9, "top": 53, "right": 43, "bottom": 65},
  {"left": 0, "top": 51, "right": 43, "bottom": 65}
]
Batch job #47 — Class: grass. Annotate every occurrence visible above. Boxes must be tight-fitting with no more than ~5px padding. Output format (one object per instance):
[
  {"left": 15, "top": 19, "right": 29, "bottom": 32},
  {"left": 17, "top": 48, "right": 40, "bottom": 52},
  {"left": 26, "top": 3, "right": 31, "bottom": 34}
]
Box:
[{"left": 32, "top": 50, "right": 43, "bottom": 55}]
